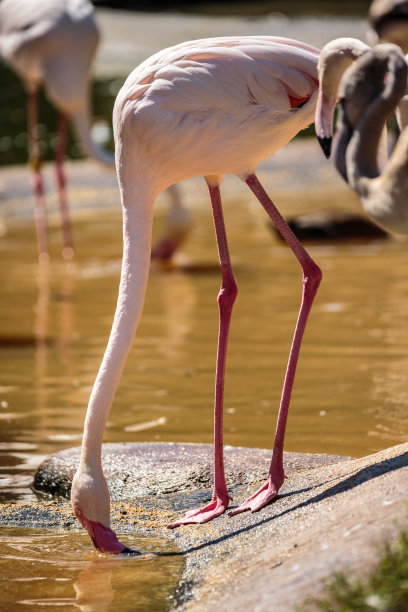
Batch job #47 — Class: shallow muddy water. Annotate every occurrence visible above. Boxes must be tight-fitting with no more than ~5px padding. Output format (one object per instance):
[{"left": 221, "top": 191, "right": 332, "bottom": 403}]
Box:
[
  {"left": 0, "top": 527, "right": 183, "bottom": 611},
  {"left": 1, "top": 176, "right": 408, "bottom": 502}
]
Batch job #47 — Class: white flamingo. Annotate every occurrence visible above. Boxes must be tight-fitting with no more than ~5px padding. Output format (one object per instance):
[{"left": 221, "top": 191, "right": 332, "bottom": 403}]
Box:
[
  {"left": 314, "top": 37, "right": 371, "bottom": 159},
  {"left": 0, "top": 0, "right": 113, "bottom": 259},
  {"left": 331, "top": 44, "right": 408, "bottom": 234},
  {"left": 70, "top": 35, "right": 322, "bottom": 553},
  {"left": 0, "top": 0, "right": 189, "bottom": 262}
]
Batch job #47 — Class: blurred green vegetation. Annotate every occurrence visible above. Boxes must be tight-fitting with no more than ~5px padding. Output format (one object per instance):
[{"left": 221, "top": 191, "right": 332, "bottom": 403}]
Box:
[{"left": 304, "top": 529, "right": 408, "bottom": 612}]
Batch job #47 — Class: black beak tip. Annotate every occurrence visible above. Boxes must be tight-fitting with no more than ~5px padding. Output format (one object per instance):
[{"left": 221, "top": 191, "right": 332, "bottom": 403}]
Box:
[
  {"left": 318, "top": 136, "right": 332, "bottom": 159},
  {"left": 120, "top": 546, "right": 141, "bottom": 555}
]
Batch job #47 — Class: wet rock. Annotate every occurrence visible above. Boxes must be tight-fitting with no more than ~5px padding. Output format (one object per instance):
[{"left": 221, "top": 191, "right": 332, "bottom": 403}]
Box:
[
  {"left": 177, "top": 443, "right": 408, "bottom": 611},
  {"left": 5, "top": 442, "right": 408, "bottom": 611},
  {"left": 32, "top": 441, "right": 348, "bottom": 500}
]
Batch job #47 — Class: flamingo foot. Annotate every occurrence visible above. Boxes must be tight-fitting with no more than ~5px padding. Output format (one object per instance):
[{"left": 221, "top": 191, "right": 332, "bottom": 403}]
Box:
[
  {"left": 229, "top": 474, "right": 285, "bottom": 516},
  {"left": 74, "top": 508, "right": 138, "bottom": 554},
  {"left": 167, "top": 494, "right": 230, "bottom": 528}
]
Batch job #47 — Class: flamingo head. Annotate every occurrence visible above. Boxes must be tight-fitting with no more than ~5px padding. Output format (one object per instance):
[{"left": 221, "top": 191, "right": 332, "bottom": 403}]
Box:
[{"left": 74, "top": 506, "right": 138, "bottom": 555}]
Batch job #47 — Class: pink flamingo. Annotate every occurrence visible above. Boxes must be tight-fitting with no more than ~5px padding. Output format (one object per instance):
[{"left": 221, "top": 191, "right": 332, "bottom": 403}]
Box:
[
  {"left": 70, "top": 35, "right": 322, "bottom": 553},
  {"left": 0, "top": 0, "right": 114, "bottom": 260}
]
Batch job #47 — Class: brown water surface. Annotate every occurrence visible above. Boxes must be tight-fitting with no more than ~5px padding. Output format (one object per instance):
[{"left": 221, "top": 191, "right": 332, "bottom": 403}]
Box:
[
  {"left": 1, "top": 178, "right": 408, "bottom": 504},
  {"left": 0, "top": 527, "right": 183, "bottom": 611}
]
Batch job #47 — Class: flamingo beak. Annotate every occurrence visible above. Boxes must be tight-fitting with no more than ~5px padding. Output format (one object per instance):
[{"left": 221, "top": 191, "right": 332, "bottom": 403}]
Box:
[
  {"left": 74, "top": 507, "right": 139, "bottom": 555},
  {"left": 318, "top": 135, "right": 333, "bottom": 159},
  {"left": 315, "top": 90, "right": 337, "bottom": 159}
]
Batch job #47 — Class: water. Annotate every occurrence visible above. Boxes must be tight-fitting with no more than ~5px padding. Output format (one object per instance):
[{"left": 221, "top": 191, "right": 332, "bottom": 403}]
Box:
[
  {"left": 0, "top": 528, "right": 183, "bottom": 611},
  {"left": 1, "top": 5, "right": 407, "bottom": 610},
  {"left": 1, "top": 184, "right": 408, "bottom": 487}
]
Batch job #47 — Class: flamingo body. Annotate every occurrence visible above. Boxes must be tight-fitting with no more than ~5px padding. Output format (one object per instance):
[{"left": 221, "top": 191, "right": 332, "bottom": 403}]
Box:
[
  {"left": 114, "top": 37, "right": 319, "bottom": 185},
  {"left": 72, "top": 35, "right": 322, "bottom": 552}
]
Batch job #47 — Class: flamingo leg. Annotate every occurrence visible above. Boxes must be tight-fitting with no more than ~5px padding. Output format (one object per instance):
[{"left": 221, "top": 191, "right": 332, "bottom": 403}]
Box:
[
  {"left": 168, "top": 180, "right": 235, "bottom": 528},
  {"left": 55, "top": 113, "right": 74, "bottom": 259},
  {"left": 151, "top": 184, "right": 191, "bottom": 260},
  {"left": 230, "top": 173, "right": 322, "bottom": 516},
  {"left": 28, "top": 91, "right": 49, "bottom": 261}
]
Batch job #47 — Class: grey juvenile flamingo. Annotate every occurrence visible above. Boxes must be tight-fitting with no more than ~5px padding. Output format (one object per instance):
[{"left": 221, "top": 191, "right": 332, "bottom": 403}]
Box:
[
  {"left": 333, "top": 44, "right": 408, "bottom": 234},
  {"left": 368, "top": 0, "right": 408, "bottom": 52}
]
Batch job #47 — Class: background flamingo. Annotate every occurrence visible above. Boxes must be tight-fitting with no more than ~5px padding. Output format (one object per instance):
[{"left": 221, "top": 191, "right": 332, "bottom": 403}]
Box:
[
  {"left": 314, "top": 37, "right": 370, "bottom": 159},
  {"left": 0, "top": 0, "right": 188, "bottom": 262},
  {"left": 315, "top": 34, "right": 408, "bottom": 156},
  {"left": 70, "top": 35, "right": 322, "bottom": 553},
  {"left": 0, "top": 0, "right": 114, "bottom": 260},
  {"left": 332, "top": 44, "right": 408, "bottom": 234}
]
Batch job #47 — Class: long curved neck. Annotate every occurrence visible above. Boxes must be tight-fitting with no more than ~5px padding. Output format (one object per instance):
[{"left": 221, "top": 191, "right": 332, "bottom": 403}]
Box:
[
  {"left": 318, "top": 38, "right": 369, "bottom": 103},
  {"left": 69, "top": 106, "right": 114, "bottom": 167},
  {"left": 356, "top": 127, "right": 408, "bottom": 234},
  {"left": 346, "top": 52, "right": 408, "bottom": 223},
  {"left": 80, "top": 184, "right": 154, "bottom": 470},
  {"left": 315, "top": 37, "right": 369, "bottom": 151}
]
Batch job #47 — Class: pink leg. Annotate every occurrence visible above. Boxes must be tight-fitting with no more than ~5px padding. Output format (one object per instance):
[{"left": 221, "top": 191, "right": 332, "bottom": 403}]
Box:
[
  {"left": 229, "top": 174, "right": 322, "bottom": 516},
  {"left": 168, "top": 180, "right": 235, "bottom": 528},
  {"left": 28, "top": 92, "right": 49, "bottom": 261},
  {"left": 55, "top": 113, "right": 74, "bottom": 259},
  {"left": 151, "top": 184, "right": 191, "bottom": 261}
]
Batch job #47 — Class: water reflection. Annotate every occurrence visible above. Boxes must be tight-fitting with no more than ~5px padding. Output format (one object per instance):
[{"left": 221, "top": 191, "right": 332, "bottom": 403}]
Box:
[
  {"left": 73, "top": 556, "right": 118, "bottom": 611},
  {"left": 0, "top": 528, "right": 183, "bottom": 611},
  {"left": 34, "top": 260, "right": 77, "bottom": 436},
  {"left": 0, "top": 252, "right": 81, "bottom": 503}
]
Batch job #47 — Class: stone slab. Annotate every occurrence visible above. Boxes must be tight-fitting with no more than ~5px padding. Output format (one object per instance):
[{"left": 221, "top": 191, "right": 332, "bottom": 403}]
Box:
[
  {"left": 2, "top": 442, "right": 407, "bottom": 611},
  {"left": 32, "top": 441, "right": 349, "bottom": 500}
]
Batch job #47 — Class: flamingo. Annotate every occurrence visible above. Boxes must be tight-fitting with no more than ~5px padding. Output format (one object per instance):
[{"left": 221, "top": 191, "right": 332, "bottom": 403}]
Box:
[
  {"left": 314, "top": 37, "right": 371, "bottom": 159},
  {"left": 70, "top": 35, "right": 322, "bottom": 553},
  {"left": 0, "top": 0, "right": 189, "bottom": 262},
  {"left": 0, "top": 0, "right": 115, "bottom": 260},
  {"left": 368, "top": 0, "right": 408, "bottom": 53},
  {"left": 332, "top": 44, "right": 408, "bottom": 234},
  {"left": 315, "top": 35, "right": 408, "bottom": 153},
  {"left": 368, "top": 0, "right": 408, "bottom": 140}
]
